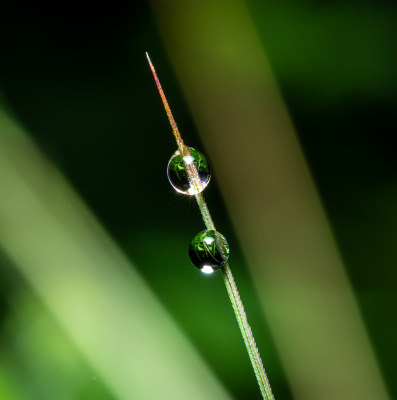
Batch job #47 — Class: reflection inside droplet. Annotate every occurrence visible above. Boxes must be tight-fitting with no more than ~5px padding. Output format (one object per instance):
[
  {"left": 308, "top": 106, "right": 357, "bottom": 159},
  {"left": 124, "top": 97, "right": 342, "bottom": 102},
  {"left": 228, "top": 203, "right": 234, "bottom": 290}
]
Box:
[
  {"left": 167, "top": 147, "right": 211, "bottom": 195},
  {"left": 189, "top": 229, "right": 230, "bottom": 272},
  {"left": 204, "top": 237, "right": 214, "bottom": 245},
  {"left": 183, "top": 155, "right": 194, "bottom": 164}
]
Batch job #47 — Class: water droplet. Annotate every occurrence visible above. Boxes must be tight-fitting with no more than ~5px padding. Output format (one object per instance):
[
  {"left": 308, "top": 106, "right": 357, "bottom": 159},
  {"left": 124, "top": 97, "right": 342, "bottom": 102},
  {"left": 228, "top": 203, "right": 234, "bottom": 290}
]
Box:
[
  {"left": 189, "top": 230, "right": 230, "bottom": 272},
  {"left": 167, "top": 147, "right": 210, "bottom": 195}
]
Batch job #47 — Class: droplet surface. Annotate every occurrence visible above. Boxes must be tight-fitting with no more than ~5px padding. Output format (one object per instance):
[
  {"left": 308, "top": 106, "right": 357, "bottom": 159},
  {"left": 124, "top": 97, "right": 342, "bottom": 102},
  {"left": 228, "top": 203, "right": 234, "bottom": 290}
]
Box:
[
  {"left": 167, "top": 147, "right": 210, "bottom": 195},
  {"left": 189, "top": 230, "right": 230, "bottom": 273}
]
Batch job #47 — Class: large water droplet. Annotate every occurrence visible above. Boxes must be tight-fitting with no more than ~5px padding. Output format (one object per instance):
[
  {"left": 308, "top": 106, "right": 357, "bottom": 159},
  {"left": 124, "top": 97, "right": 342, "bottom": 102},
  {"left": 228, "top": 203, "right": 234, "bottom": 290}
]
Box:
[
  {"left": 189, "top": 229, "right": 230, "bottom": 273},
  {"left": 167, "top": 147, "right": 210, "bottom": 195}
]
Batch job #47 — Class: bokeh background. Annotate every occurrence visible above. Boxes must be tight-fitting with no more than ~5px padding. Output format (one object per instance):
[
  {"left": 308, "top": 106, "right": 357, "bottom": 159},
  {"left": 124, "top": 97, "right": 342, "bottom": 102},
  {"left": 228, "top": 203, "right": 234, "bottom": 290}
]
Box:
[{"left": 0, "top": 1, "right": 396, "bottom": 399}]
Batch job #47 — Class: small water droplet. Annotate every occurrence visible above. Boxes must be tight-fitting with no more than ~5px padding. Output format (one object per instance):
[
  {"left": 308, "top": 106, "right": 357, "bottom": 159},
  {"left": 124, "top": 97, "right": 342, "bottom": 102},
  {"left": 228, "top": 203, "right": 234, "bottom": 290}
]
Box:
[
  {"left": 167, "top": 147, "right": 210, "bottom": 195},
  {"left": 189, "top": 230, "right": 230, "bottom": 272}
]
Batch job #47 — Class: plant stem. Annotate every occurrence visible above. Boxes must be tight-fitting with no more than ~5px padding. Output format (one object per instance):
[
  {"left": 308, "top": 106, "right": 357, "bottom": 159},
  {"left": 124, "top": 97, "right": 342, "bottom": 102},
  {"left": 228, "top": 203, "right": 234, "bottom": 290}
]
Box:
[
  {"left": 222, "top": 264, "right": 274, "bottom": 400},
  {"left": 146, "top": 52, "right": 275, "bottom": 400},
  {"left": 196, "top": 192, "right": 274, "bottom": 400}
]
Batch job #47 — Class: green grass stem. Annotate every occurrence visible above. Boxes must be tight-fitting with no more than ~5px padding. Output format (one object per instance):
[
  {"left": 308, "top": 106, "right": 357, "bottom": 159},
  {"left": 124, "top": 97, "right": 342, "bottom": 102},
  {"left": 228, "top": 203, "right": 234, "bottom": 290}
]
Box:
[{"left": 146, "top": 52, "right": 275, "bottom": 400}]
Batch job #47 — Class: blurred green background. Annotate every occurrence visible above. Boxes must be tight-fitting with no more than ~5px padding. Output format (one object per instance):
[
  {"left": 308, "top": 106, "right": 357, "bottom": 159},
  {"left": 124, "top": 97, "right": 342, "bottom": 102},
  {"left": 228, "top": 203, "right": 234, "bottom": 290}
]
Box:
[{"left": 0, "top": 1, "right": 396, "bottom": 399}]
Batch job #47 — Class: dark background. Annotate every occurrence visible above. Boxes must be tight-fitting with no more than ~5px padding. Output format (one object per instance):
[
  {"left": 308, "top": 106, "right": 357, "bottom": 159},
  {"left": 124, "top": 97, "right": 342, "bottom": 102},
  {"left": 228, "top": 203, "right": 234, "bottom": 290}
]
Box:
[{"left": 0, "top": 1, "right": 396, "bottom": 399}]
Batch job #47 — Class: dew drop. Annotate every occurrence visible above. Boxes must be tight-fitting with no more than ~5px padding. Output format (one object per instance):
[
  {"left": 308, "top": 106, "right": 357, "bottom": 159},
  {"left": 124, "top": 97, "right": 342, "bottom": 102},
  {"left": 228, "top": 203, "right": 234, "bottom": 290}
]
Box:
[
  {"left": 189, "top": 229, "right": 230, "bottom": 272},
  {"left": 167, "top": 147, "right": 211, "bottom": 195}
]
